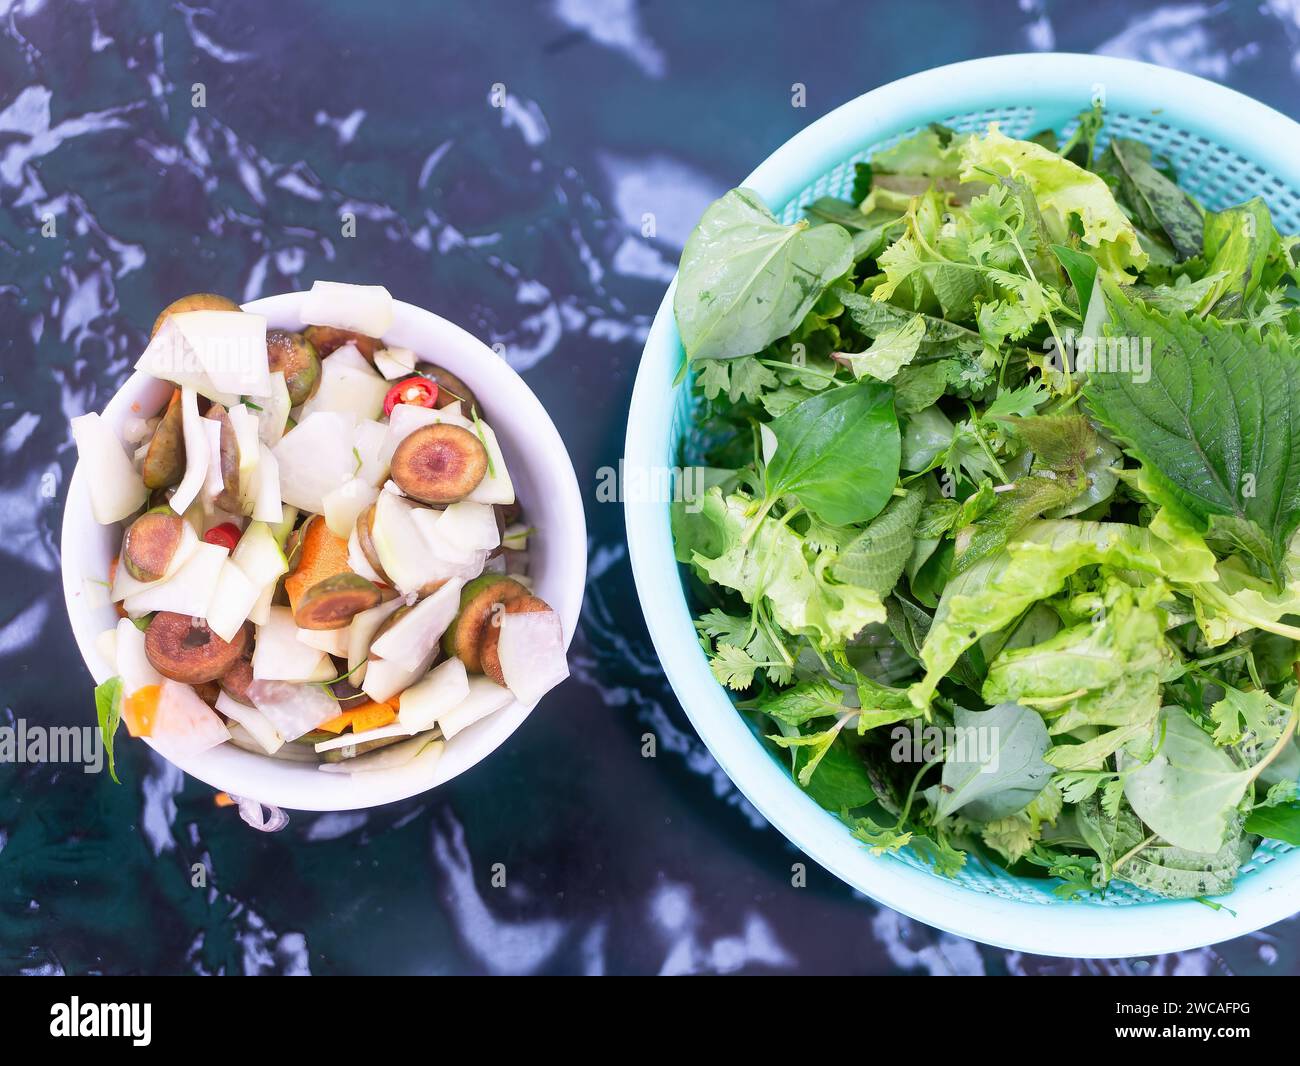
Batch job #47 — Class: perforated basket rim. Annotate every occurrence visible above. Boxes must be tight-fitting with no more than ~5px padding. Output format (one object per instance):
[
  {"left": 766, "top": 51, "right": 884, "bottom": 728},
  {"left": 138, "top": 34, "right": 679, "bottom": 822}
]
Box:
[{"left": 625, "top": 54, "right": 1300, "bottom": 958}]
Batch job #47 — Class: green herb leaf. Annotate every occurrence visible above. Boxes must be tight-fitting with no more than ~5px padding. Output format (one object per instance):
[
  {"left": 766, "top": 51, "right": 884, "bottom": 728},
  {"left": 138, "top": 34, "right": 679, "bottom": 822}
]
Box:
[
  {"left": 1085, "top": 284, "right": 1300, "bottom": 577},
  {"left": 1097, "top": 138, "right": 1203, "bottom": 260},
  {"left": 1245, "top": 802, "right": 1300, "bottom": 844},
  {"left": 674, "top": 188, "right": 853, "bottom": 361},
  {"left": 94, "top": 676, "right": 124, "bottom": 785},
  {"left": 935, "top": 703, "right": 1054, "bottom": 822},
  {"left": 765, "top": 382, "right": 900, "bottom": 526}
]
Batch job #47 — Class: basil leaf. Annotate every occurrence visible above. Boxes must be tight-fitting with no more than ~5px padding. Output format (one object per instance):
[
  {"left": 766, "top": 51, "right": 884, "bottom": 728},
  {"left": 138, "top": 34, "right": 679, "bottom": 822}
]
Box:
[
  {"left": 936, "top": 703, "right": 1054, "bottom": 821},
  {"left": 94, "top": 676, "right": 124, "bottom": 785},
  {"left": 674, "top": 188, "right": 853, "bottom": 361},
  {"left": 765, "top": 382, "right": 900, "bottom": 526}
]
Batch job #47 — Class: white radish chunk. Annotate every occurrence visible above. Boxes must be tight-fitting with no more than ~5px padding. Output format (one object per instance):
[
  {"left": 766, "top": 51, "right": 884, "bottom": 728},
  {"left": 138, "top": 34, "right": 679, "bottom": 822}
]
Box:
[
  {"left": 370, "top": 492, "right": 455, "bottom": 594},
  {"left": 115, "top": 617, "right": 163, "bottom": 696},
  {"left": 300, "top": 281, "right": 393, "bottom": 337},
  {"left": 464, "top": 418, "right": 514, "bottom": 506},
  {"left": 361, "top": 653, "right": 432, "bottom": 705},
  {"left": 151, "top": 680, "right": 231, "bottom": 757},
  {"left": 171, "top": 310, "right": 272, "bottom": 398},
  {"left": 170, "top": 385, "right": 210, "bottom": 515},
  {"left": 246, "top": 678, "right": 339, "bottom": 741},
  {"left": 347, "top": 595, "right": 406, "bottom": 678},
  {"left": 353, "top": 418, "right": 390, "bottom": 486},
  {"left": 95, "top": 627, "right": 118, "bottom": 674},
  {"left": 206, "top": 560, "right": 261, "bottom": 642},
  {"left": 248, "top": 581, "right": 275, "bottom": 625},
  {"left": 251, "top": 606, "right": 331, "bottom": 682},
  {"left": 251, "top": 443, "right": 283, "bottom": 524},
  {"left": 373, "top": 346, "right": 417, "bottom": 380},
  {"left": 230, "top": 520, "right": 289, "bottom": 588},
  {"left": 436, "top": 676, "right": 515, "bottom": 740},
  {"left": 369, "top": 578, "right": 464, "bottom": 673},
  {"left": 323, "top": 477, "right": 379, "bottom": 539},
  {"left": 215, "top": 691, "right": 284, "bottom": 755},
  {"left": 271, "top": 410, "right": 358, "bottom": 513},
  {"left": 122, "top": 541, "right": 228, "bottom": 618},
  {"left": 136, "top": 318, "right": 211, "bottom": 394},
  {"left": 410, "top": 508, "right": 489, "bottom": 576},
  {"left": 296, "top": 625, "right": 350, "bottom": 657},
  {"left": 398, "top": 657, "right": 470, "bottom": 732},
  {"left": 71, "top": 412, "right": 149, "bottom": 524},
  {"left": 301, "top": 348, "right": 390, "bottom": 422},
  {"left": 498, "top": 609, "right": 568, "bottom": 706},
  {"left": 436, "top": 501, "right": 500, "bottom": 554}
]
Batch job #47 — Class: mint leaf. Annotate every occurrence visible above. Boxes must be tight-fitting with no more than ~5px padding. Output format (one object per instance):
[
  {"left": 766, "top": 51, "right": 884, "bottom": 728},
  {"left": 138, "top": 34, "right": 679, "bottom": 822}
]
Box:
[
  {"left": 1085, "top": 285, "right": 1300, "bottom": 577},
  {"left": 674, "top": 188, "right": 853, "bottom": 361},
  {"left": 94, "top": 676, "right": 124, "bottom": 785}
]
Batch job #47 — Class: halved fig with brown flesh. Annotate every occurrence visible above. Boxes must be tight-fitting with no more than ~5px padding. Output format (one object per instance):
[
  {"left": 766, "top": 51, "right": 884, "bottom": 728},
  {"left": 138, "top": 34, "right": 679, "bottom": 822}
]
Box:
[{"left": 389, "top": 423, "right": 487, "bottom": 504}]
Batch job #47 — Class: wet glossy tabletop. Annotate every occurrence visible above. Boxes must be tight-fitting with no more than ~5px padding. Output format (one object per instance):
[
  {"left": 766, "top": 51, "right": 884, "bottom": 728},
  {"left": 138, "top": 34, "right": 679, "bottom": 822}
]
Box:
[{"left": 3, "top": 0, "right": 1300, "bottom": 975}]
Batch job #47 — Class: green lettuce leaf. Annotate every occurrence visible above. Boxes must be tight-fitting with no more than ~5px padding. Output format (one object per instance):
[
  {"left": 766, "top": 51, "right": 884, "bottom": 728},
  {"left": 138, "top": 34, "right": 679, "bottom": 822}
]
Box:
[
  {"left": 959, "top": 126, "right": 1148, "bottom": 282},
  {"left": 674, "top": 188, "right": 853, "bottom": 361}
]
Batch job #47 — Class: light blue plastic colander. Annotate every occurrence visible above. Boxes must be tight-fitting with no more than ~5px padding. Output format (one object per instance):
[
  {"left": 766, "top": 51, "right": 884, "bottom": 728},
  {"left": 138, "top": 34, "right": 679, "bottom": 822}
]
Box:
[{"left": 625, "top": 54, "right": 1300, "bottom": 957}]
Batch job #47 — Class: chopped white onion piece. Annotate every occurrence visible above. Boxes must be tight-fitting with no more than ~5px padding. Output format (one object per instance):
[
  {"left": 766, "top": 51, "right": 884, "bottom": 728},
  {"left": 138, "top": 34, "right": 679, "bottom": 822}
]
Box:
[
  {"left": 373, "top": 346, "right": 417, "bottom": 380},
  {"left": 251, "top": 443, "right": 283, "bottom": 524},
  {"left": 300, "top": 348, "right": 390, "bottom": 422},
  {"left": 70, "top": 412, "right": 149, "bottom": 524},
  {"left": 122, "top": 541, "right": 228, "bottom": 618},
  {"left": 322, "top": 477, "right": 379, "bottom": 540},
  {"left": 296, "top": 624, "right": 350, "bottom": 657},
  {"left": 150, "top": 680, "right": 231, "bottom": 758},
  {"left": 116, "top": 617, "right": 163, "bottom": 696},
  {"left": 171, "top": 310, "right": 272, "bottom": 398},
  {"left": 271, "top": 410, "right": 358, "bottom": 514},
  {"left": 300, "top": 280, "right": 393, "bottom": 337},
  {"left": 246, "top": 678, "right": 339, "bottom": 741},
  {"left": 436, "top": 676, "right": 515, "bottom": 740},
  {"left": 498, "top": 608, "right": 568, "bottom": 707},
  {"left": 206, "top": 559, "right": 261, "bottom": 642},
  {"left": 464, "top": 418, "right": 514, "bottom": 506},
  {"left": 255, "top": 371, "right": 292, "bottom": 447},
  {"left": 251, "top": 606, "right": 331, "bottom": 682},
  {"left": 170, "top": 385, "right": 210, "bottom": 515},
  {"left": 215, "top": 691, "right": 285, "bottom": 755},
  {"left": 398, "top": 657, "right": 470, "bottom": 732},
  {"left": 313, "top": 722, "right": 415, "bottom": 754},
  {"left": 369, "top": 578, "right": 464, "bottom": 673},
  {"left": 347, "top": 595, "right": 406, "bottom": 677}
]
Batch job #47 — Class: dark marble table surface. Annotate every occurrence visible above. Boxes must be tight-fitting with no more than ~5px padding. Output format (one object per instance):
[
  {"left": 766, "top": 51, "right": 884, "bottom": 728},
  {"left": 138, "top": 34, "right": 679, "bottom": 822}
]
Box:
[{"left": 3, "top": 0, "right": 1300, "bottom": 975}]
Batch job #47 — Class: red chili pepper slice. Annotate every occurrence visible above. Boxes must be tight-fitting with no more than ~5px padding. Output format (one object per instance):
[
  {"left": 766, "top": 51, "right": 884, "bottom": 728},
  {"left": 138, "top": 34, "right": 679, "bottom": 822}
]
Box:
[
  {"left": 383, "top": 375, "right": 439, "bottom": 417},
  {"left": 203, "top": 522, "right": 241, "bottom": 552}
]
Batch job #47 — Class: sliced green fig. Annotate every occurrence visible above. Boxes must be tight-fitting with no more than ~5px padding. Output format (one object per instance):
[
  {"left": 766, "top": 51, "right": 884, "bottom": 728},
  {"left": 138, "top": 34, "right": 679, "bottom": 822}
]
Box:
[
  {"left": 418, "top": 363, "right": 481, "bottom": 415},
  {"left": 480, "top": 595, "right": 551, "bottom": 686},
  {"left": 121, "top": 508, "right": 186, "bottom": 582},
  {"left": 151, "top": 293, "right": 241, "bottom": 338},
  {"left": 266, "top": 329, "right": 322, "bottom": 406},
  {"left": 354, "top": 502, "right": 389, "bottom": 582},
  {"left": 390, "top": 423, "right": 488, "bottom": 504},
  {"left": 205, "top": 403, "right": 242, "bottom": 512},
  {"left": 142, "top": 388, "right": 187, "bottom": 490},
  {"left": 294, "top": 572, "right": 383, "bottom": 630},
  {"left": 321, "top": 735, "right": 406, "bottom": 762},
  {"left": 303, "top": 325, "right": 381, "bottom": 362},
  {"left": 219, "top": 656, "right": 255, "bottom": 705},
  {"left": 443, "top": 575, "right": 529, "bottom": 672},
  {"left": 144, "top": 611, "right": 249, "bottom": 684}
]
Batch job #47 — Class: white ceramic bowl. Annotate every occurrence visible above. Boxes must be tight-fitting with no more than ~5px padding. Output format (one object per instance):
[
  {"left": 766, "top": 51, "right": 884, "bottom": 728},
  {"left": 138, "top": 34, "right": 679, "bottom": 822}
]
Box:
[{"left": 62, "top": 292, "right": 587, "bottom": 811}]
